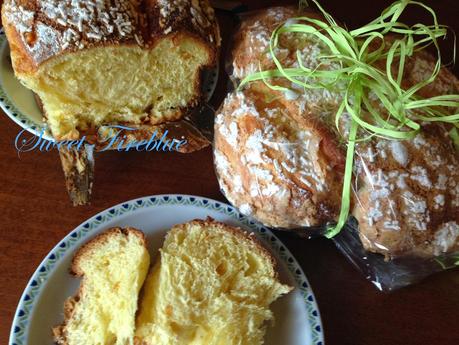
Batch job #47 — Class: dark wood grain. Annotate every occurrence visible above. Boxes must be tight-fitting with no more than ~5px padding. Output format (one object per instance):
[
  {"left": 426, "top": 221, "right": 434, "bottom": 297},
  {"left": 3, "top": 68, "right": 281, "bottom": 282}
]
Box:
[{"left": 1, "top": 1, "right": 459, "bottom": 344}]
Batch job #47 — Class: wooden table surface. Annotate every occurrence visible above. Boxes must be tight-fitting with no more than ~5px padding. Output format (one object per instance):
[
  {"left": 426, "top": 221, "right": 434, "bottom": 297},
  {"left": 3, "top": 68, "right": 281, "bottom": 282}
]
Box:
[{"left": 1, "top": 1, "right": 459, "bottom": 344}]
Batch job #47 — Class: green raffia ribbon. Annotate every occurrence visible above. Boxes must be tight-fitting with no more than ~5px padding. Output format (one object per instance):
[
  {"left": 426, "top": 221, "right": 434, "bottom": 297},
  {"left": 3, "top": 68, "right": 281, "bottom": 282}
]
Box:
[
  {"left": 435, "top": 252, "right": 459, "bottom": 269},
  {"left": 239, "top": 0, "right": 459, "bottom": 239}
]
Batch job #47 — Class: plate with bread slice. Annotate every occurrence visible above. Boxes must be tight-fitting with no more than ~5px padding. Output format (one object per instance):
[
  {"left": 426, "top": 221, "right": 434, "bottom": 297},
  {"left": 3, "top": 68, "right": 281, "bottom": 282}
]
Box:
[{"left": 10, "top": 195, "right": 324, "bottom": 345}]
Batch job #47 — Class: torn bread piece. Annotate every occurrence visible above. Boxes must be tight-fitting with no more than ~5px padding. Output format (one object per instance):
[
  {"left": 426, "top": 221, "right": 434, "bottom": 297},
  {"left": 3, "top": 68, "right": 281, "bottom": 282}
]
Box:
[
  {"left": 54, "top": 227, "right": 150, "bottom": 345},
  {"left": 135, "top": 219, "right": 293, "bottom": 345}
]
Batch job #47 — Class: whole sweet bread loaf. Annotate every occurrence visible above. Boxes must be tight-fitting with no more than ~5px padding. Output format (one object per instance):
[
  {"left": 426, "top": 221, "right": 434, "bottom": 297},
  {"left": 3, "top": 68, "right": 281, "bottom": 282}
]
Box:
[
  {"left": 217, "top": 6, "right": 459, "bottom": 258},
  {"left": 353, "top": 130, "right": 459, "bottom": 258},
  {"left": 215, "top": 81, "right": 344, "bottom": 229},
  {"left": 350, "top": 48, "right": 459, "bottom": 258},
  {"left": 135, "top": 219, "right": 292, "bottom": 345},
  {"left": 53, "top": 227, "right": 151, "bottom": 345},
  {"left": 2, "top": 0, "right": 220, "bottom": 140},
  {"left": 217, "top": 6, "right": 347, "bottom": 230}
]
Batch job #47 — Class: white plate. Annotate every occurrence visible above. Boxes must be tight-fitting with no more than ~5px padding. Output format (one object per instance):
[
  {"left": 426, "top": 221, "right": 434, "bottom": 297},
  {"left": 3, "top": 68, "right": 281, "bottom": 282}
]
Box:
[
  {"left": 0, "top": 30, "right": 219, "bottom": 141},
  {"left": 9, "top": 195, "right": 324, "bottom": 345}
]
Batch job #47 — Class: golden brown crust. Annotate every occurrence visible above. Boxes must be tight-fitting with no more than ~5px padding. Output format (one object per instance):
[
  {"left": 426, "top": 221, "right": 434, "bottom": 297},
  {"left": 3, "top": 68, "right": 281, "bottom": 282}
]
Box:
[
  {"left": 71, "top": 227, "right": 146, "bottom": 275},
  {"left": 53, "top": 296, "right": 78, "bottom": 345},
  {"left": 53, "top": 227, "right": 147, "bottom": 345},
  {"left": 231, "top": 6, "right": 325, "bottom": 81},
  {"left": 216, "top": 6, "right": 345, "bottom": 229},
  {"left": 350, "top": 51, "right": 459, "bottom": 258},
  {"left": 214, "top": 82, "right": 344, "bottom": 229},
  {"left": 353, "top": 128, "right": 459, "bottom": 258},
  {"left": 2, "top": 0, "right": 220, "bottom": 74}
]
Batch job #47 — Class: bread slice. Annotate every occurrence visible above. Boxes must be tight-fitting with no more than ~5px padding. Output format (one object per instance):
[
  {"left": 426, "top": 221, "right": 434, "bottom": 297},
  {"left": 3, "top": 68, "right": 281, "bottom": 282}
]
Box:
[
  {"left": 53, "top": 228, "right": 151, "bottom": 345},
  {"left": 135, "top": 219, "right": 293, "bottom": 345}
]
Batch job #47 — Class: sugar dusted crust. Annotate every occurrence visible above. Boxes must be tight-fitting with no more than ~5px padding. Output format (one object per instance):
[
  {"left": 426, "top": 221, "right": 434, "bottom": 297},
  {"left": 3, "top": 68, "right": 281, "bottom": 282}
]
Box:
[
  {"left": 231, "top": 6, "right": 296, "bottom": 80},
  {"left": 353, "top": 130, "right": 459, "bottom": 258},
  {"left": 350, "top": 39, "right": 459, "bottom": 259},
  {"left": 218, "top": 8, "right": 345, "bottom": 229},
  {"left": 2, "top": 0, "right": 220, "bottom": 74},
  {"left": 222, "top": 5, "right": 459, "bottom": 258},
  {"left": 231, "top": 6, "right": 326, "bottom": 81},
  {"left": 214, "top": 82, "right": 344, "bottom": 229}
]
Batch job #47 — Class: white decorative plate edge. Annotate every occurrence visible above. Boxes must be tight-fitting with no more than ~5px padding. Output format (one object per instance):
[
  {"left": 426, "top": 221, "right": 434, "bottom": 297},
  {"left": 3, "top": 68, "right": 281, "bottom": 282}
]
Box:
[{"left": 0, "top": 29, "right": 49, "bottom": 139}]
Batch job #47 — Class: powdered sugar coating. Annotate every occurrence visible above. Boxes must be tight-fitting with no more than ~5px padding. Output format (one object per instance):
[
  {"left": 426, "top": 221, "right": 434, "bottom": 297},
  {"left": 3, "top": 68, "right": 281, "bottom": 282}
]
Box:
[
  {"left": 3, "top": 0, "right": 140, "bottom": 65},
  {"left": 3, "top": 1, "right": 34, "bottom": 34},
  {"left": 389, "top": 141, "right": 409, "bottom": 167},
  {"left": 157, "top": 0, "right": 217, "bottom": 40},
  {"left": 231, "top": 6, "right": 344, "bottom": 111},
  {"left": 2, "top": 0, "right": 219, "bottom": 67},
  {"left": 433, "top": 222, "right": 459, "bottom": 256},
  {"left": 214, "top": 87, "right": 343, "bottom": 229},
  {"left": 354, "top": 129, "right": 459, "bottom": 257}
]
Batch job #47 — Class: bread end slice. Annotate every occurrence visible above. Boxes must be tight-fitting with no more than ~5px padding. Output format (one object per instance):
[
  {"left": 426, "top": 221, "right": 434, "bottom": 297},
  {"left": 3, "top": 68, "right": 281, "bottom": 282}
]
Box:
[{"left": 54, "top": 227, "right": 150, "bottom": 345}]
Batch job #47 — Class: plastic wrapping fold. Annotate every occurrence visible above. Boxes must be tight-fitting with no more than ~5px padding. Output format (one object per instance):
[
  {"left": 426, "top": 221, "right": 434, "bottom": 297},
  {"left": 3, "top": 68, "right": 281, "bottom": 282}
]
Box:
[
  {"left": 214, "top": 5, "right": 459, "bottom": 291},
  {"left": 335, "top": 219, "right": 459, "bottom": 292},
  {"left": 334, "top": 121, "right": 459, "bottom": 291}
]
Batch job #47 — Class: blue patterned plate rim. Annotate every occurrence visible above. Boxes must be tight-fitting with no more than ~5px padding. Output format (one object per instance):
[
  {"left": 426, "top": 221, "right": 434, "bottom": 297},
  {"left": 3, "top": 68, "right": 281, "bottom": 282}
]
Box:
[{"left": 9, "top": 194, "right": 324, "bottom": 345}]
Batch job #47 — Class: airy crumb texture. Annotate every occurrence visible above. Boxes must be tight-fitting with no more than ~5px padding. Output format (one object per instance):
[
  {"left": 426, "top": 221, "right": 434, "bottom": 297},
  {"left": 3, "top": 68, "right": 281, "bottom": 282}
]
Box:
[
  {"left": 1, "top": 0, "right": 220, "bottom": 140},
  {"left": 23, "top": 38, "right": 211, "bottom": 139},
  {"left": 135, "top": 219, "right": 293, "bottom": 345},
  {"left": 53, "top": 227, "right": 151, "bottom": 345}
]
